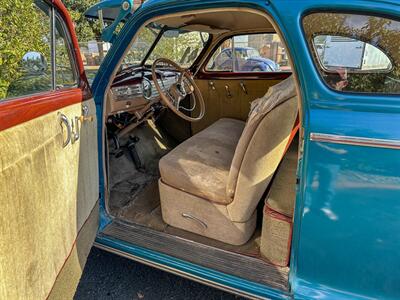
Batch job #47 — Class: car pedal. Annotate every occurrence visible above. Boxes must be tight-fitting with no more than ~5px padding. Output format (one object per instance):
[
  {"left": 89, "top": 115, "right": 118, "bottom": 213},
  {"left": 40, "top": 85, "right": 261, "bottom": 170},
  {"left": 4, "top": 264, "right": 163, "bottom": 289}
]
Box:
[{"left": 127, "top": 135, "right": 143, "bottom": 170}]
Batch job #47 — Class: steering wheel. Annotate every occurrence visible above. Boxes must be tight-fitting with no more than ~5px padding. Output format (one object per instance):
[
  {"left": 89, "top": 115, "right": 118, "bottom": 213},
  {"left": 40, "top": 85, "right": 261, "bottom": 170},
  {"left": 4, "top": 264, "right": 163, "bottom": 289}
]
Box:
[{"left": 152, "top": 58, "right": 205, "bottom": 122}]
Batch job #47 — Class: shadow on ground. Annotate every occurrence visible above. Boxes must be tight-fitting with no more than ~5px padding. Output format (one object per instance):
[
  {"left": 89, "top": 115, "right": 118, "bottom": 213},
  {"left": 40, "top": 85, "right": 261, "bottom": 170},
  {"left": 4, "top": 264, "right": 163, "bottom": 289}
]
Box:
[{"left": 74, "top": 247, "right": 246, "bottom": 300}]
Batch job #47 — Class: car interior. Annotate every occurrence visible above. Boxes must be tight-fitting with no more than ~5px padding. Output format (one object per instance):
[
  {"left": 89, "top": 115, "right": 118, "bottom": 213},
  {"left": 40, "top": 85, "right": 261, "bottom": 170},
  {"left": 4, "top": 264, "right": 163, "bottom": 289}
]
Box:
[{"left": 102, "top": 8, "right": 300, "bottom": 291}]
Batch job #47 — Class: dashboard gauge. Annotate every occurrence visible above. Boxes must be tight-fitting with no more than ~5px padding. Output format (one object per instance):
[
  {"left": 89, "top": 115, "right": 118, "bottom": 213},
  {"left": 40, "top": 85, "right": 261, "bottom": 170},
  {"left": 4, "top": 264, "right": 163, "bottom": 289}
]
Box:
[{"left": 141, "top": 78, "right": 152, "bottom": 100}]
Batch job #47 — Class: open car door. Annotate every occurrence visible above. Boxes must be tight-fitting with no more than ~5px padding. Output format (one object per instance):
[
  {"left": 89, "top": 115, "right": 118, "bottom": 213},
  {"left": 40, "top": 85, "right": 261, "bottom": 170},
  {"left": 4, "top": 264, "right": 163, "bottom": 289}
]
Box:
[{"left": 0, "top": 1, "right": 98, "bottom": 298}]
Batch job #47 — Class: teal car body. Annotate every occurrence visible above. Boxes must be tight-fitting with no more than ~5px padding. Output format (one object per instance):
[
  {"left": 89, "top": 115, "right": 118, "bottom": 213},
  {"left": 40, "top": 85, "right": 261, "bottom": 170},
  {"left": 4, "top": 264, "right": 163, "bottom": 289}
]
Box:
[{"left": 88, "top": 0, "right": 400, "bottom": 299}]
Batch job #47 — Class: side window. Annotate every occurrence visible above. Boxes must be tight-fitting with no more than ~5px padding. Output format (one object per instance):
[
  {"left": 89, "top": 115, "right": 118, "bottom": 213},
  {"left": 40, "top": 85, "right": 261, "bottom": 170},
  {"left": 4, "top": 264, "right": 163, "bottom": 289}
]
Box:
[
  {"left": 0, "top": 1, "right": 78, "bottom": 101},
  {"left": 303, "top": 13, "right": 400, "bottom": 93},
  {"left": 55, "top": 15, "right": 77, "bottom": 89},
  {"left": 1, "top": 1, "right": 52, "bottom": 100},
  {"left": 206, "top": 33, "right": 291, "bottom": 72}
]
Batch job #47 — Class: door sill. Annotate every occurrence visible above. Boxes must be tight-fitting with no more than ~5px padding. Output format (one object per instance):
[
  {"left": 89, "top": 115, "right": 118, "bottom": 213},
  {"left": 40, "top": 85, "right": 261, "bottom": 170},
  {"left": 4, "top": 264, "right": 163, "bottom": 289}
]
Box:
[{"left": 96, "top": 220, "right": 290, "bottom": 299}]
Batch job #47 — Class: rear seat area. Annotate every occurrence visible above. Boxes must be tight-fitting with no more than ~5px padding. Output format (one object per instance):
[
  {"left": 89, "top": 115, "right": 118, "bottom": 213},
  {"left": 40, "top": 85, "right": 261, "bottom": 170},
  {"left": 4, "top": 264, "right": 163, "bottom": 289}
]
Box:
[{"left": 260, "top": 141, "right": 298, "bottom": 266}]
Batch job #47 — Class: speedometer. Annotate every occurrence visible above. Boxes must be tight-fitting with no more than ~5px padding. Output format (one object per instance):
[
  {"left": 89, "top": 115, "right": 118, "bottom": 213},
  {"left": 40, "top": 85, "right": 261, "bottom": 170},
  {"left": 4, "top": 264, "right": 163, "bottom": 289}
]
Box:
[{"left": 141, "top": 78, "right": 152, "bottom": 100}]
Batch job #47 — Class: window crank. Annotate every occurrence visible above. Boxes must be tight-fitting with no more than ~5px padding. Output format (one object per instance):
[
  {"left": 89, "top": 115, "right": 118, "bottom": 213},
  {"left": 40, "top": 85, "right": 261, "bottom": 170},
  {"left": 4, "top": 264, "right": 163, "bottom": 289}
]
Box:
[
  {"left": 225, "top": 85, "right": 232, "bottom": 98},
  {"left": 209, "top": 80, "right": 216, "bottom": 91},
  {"left": 240, "top": 81, "right": 248, "bottom": 94}
]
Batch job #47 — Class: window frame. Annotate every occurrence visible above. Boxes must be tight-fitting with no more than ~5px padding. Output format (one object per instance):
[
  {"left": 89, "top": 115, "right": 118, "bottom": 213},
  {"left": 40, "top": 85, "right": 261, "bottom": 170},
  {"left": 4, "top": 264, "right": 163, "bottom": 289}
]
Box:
[
  {"left": 54, "top": 10, "right": 79, "bottom": 90},
  {"left": 202, "top": 32, "right": 292, "bottom": 76},
  {"left": 301, "top": 11, "right": 400, "bottom": 95}
]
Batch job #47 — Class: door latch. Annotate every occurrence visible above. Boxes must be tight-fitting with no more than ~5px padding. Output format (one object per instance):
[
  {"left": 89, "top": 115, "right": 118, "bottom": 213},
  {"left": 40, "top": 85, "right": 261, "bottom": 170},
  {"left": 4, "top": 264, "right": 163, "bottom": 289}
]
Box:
[
  {"left": 71, "top": 105, "right": 94, "bottom": 144},
  {"left": 78, "top": 104, "right": 94, "bottom": 123}
]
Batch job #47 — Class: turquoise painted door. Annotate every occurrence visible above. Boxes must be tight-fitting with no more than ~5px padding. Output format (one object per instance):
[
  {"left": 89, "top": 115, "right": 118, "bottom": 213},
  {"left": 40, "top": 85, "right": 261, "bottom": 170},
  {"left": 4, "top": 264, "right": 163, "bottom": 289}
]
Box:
[{"left": 269, "top": 1, "right": 400, "bottom": 299}]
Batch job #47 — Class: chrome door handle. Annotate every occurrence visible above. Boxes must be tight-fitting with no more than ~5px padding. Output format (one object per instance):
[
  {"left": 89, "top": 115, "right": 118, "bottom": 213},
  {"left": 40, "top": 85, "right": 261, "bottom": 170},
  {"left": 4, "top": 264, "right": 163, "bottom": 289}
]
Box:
[{"left": 58, "top": 113, "right": 71, "bottom": 148}]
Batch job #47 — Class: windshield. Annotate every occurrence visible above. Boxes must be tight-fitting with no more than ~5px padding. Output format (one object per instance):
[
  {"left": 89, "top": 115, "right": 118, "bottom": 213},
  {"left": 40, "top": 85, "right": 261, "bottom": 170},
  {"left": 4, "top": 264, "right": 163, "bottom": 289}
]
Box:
[
  {"left": 122, "top": 24, "right": 209, "bottom": 69},
  {"left": 122, "top": 26, "right": 160, "bottom": 68}
]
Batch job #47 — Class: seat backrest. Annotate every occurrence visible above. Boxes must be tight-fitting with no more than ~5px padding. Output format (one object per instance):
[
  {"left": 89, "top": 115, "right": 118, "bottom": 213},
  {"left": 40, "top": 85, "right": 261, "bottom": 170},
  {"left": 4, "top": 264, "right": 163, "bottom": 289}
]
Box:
[{"left": 226, "top": 76, "right": 298, "bottom": 222}]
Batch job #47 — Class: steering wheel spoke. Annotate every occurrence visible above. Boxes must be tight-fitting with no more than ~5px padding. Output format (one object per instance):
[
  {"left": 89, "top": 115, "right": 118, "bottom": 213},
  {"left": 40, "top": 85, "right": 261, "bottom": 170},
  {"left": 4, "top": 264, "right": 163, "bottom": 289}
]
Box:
[{"left": 152, "top": 58, "right": 205, "bottom": 122}]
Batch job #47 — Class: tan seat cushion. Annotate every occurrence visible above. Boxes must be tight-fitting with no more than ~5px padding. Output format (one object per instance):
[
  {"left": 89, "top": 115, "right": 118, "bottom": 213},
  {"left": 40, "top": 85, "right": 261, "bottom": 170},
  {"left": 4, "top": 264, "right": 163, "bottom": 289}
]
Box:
[
  {"left": 159, "top": 118, "right": 245, "bottom": 204},
  {"left": 266, "top": 141, "right": 298, "bottom": 217}
]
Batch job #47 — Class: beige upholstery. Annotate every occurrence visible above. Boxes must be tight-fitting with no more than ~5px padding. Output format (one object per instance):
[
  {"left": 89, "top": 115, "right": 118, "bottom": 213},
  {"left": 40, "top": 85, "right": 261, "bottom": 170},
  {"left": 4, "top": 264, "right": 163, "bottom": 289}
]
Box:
[
  {"left": 266, "top": 143, "right": 298, "bottom": 217},
  {"left": 160, "top": 180, "right": 257, "bottom": 245},
  {"left": 159, "top": 118, "right": 245, "bottom": 204},
  {"left": 159, "top": 77, "right": 298, "bottom": 245},
  {"left": 260, "top": 144, "right": 297, "bottom": 266},
  {"left": 0, "top": 100, "right": 99, "bottom": 299}
]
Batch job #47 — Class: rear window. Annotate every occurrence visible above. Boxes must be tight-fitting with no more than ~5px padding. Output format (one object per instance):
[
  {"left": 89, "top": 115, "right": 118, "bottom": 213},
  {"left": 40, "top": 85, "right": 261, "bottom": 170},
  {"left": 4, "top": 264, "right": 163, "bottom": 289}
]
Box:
[{"left": 303, "top": 13, "right": 400, "bottom": 94}]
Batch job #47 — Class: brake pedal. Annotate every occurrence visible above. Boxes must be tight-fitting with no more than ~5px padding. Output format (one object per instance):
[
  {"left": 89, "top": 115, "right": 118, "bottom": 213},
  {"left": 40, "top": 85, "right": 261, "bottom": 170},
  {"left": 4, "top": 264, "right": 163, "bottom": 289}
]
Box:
[
  {"left": 111, "top": 134, "right": 124, "bottom": 158},
  {"left": 127, "top": 135, "right": 143, "bottom": 170}
]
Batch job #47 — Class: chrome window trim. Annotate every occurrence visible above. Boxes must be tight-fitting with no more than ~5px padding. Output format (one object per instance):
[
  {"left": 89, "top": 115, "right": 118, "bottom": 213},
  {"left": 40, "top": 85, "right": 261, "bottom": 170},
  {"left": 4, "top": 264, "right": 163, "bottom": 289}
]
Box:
[{"left": 310, "top": 133, "right": 400, "bottom": 150}]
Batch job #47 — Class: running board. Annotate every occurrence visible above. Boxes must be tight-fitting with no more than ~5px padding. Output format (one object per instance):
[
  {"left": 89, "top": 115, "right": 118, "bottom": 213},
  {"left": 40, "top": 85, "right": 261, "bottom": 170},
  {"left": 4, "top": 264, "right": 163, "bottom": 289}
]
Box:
[{"left": 99, "top": 220, "right": 289, "bottom": 292}]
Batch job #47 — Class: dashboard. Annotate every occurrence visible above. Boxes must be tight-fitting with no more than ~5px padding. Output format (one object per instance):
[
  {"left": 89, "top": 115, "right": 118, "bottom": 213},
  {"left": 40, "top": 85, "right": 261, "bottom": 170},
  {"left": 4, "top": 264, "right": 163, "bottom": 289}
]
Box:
[{"left": 107, "top": 66, "right": 177, "bottom": 115}]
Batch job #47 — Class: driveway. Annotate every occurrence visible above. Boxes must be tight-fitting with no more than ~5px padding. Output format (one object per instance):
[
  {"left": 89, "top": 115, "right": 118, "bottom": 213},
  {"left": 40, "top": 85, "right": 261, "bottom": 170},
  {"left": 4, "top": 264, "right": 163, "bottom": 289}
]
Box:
[{"left": 74, "top": 247, "right": 246, "bottom": 300}]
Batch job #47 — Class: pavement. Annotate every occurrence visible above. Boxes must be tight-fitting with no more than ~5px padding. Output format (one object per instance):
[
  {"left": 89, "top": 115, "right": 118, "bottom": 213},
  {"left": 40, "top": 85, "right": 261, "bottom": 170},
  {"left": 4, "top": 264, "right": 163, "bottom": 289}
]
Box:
[{"left": 74, "top": 247, "right": 246, "bottom": 300}]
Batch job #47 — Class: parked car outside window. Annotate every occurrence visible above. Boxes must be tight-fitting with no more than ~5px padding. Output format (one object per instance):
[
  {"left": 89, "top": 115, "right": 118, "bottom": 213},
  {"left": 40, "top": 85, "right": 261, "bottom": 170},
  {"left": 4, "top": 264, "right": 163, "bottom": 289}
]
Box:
[{"left": 207, "top": 33, "right": 291, "bottom": 72}]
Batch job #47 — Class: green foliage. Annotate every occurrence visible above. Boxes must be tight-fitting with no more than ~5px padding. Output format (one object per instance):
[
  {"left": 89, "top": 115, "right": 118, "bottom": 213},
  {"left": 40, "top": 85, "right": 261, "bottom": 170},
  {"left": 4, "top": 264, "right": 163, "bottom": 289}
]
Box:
[
  {"left": 0, "top": 0, "right": 51, "bottom": 99},
  {"left": 122, "top": 27, "right": 208, "bottom": 67},
  {"left": 149, "top": 31, "right": 208, "bottom": 66},
  {"left": 62, "top": 0, "right": 101, "bottom": 42}
]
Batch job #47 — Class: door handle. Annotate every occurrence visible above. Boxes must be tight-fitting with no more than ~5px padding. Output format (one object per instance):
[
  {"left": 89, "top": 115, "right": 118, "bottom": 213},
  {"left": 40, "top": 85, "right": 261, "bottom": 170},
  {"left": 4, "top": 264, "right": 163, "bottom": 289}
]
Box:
[
  {"left": 240, "top": 82, "right": 248, "bottom": 94},
  {"left": 225, "top": 85, "right": 232, "bottom": 98},
  {"left": 58, "top": 113, "right": 71, "bottom": 148}
]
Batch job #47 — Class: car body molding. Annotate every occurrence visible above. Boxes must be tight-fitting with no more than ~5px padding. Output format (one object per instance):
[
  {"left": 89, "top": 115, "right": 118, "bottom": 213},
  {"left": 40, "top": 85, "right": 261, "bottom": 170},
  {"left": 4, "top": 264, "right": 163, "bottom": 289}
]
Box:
[{"left": 310, "top": 133, "right": 400, "bottom": 150}]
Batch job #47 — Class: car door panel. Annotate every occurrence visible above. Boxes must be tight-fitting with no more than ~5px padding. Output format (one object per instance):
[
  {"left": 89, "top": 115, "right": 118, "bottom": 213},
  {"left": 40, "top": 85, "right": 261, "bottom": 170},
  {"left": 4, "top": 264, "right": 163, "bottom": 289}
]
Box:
[
  {"left": 0, "top": 0, "right": 99, "bottom": 297},
  {"left": 192, "top": 78, "right": 287, "bottom": 133},
  {"left": 0, "top": 95, "right": 98, "bottom": 299}
]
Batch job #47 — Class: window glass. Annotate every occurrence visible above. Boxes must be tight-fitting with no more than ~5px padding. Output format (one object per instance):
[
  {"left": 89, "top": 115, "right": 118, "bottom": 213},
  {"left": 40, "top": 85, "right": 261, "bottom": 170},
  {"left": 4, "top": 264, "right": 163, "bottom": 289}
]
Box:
[
  {"left": 206, "top": 33, "right": 291, "bottom": 72},
  {"left": 55, "top": 15, "right": 77, "bottom": 89},
  {"left": 303, "top": 13, "right": 400, "bottom": 93},
  {"left": 146, "top": 30, "right": 209, "bottom": 68},
  {"left": 122, "top": 26, "right": 160, "bottom": 69},
  {"left": 121, "top": 26, "right": 209, "bottom": 70},
  {"left": 1, "top": 1, "right": 52, "bottom": 100}
]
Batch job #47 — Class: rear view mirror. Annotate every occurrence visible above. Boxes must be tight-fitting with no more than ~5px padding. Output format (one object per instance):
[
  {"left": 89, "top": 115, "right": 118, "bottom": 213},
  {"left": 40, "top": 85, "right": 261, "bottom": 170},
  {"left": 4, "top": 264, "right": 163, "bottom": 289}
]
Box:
[{"left": 163, "top": 30, "right": 180, "bottom": 38}]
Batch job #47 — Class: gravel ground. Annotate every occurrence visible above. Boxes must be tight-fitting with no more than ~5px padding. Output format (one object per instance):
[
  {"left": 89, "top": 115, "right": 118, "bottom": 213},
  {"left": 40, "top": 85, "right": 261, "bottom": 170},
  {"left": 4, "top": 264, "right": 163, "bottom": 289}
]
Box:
[{"left": 74, "top": 247, "right": 246, "bottom": 300}]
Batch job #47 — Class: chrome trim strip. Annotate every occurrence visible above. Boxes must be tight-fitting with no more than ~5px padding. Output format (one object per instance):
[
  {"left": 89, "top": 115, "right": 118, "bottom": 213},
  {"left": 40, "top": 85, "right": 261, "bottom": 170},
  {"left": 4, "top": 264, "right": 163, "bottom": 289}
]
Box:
[
  {"left": 310, "top": 133, "right": 400, "bottom": 150},
  {"left": 94, "top": 242, "right": 273, "bottom": 300},
  {"left": 181, "top": 213, "right": 208, "bottom": 229}
]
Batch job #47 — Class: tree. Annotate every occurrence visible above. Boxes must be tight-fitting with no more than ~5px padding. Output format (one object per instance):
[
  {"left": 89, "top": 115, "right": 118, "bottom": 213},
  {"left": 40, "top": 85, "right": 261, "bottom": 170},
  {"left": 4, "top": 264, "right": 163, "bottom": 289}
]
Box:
[
  {"left": 62, "top": 0, "right": 101, "bottom": 42},
  {"left": 0, "top": 0, "right": 51, "bottom": 99},
  {"left": 62, "top": 0, "right": 106, "bottom": 61}
]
